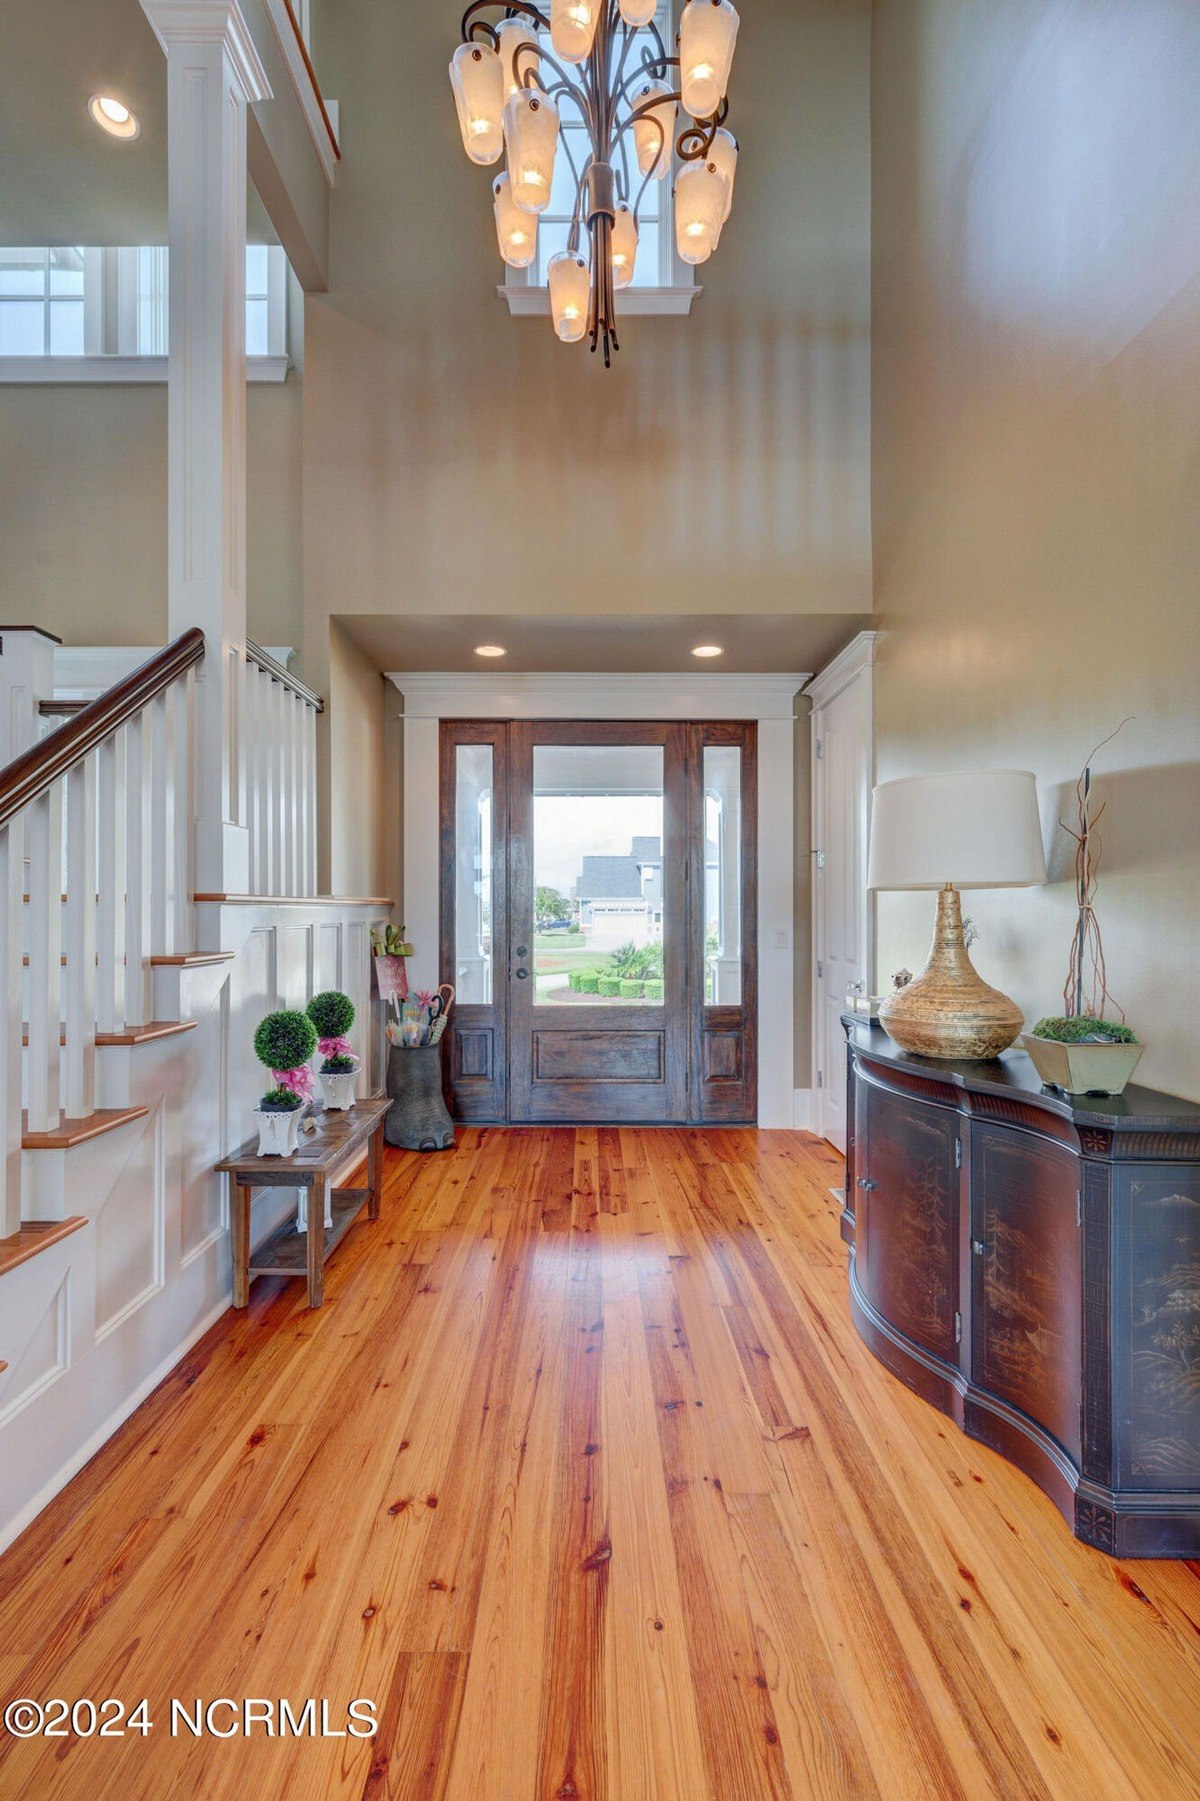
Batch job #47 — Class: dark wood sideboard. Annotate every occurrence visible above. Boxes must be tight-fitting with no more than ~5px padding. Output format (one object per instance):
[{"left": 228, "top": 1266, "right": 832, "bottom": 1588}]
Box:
[{"left": 842, "top": 1020, "right": 1200, "bottom": 1558}]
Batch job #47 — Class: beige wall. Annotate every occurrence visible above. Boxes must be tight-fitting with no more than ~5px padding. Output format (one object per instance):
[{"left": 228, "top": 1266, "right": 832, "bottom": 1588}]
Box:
[
  {"left": 0, "top": 380, "right": 303, "bottom": 651},
  {"left": 301, "top": 0, "right": 871, "bottom": 678},
  {"left": 871, "top": 0, "right": 1200, "bottom": 1098},
  {"left": 327, "top": 619, "right": 390, "bottom": 898}
]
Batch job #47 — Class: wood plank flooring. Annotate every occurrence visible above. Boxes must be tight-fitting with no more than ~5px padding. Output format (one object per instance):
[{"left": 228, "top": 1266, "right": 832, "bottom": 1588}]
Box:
[{"left": 2, "top": 1126, "right": 1200, "bottom": 1798}]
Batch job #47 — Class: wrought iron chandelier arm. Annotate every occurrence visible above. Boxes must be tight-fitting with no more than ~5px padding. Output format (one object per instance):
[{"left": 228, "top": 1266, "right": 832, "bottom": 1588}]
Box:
[
  {"left": 460, "top": 0, "right": 550, "bottom": 48},
  {"left": 676, "top": 96, "right": 730, "bottom": 162},
  {"left": 609, "top": 48, "right": 680, "bottom": 118}
]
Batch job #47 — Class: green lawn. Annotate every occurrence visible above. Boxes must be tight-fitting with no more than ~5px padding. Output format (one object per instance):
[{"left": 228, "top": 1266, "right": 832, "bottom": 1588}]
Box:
[
  {"left": 535, "top": 949, "right": 610, "bottom": 981},
  {"left": 534, "top": 930, "right": 585, "bottom": 950}
]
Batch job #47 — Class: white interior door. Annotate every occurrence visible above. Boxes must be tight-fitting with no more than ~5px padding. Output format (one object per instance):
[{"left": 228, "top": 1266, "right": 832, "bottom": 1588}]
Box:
[{"left": 811, "top": 646, "right": 874, "bottom": 1151}]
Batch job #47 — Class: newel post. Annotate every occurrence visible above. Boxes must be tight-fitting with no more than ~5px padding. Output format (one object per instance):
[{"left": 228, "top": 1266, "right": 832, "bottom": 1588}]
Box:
[{"left": 140, "top": 0, "right": 270, "bottom": 896}]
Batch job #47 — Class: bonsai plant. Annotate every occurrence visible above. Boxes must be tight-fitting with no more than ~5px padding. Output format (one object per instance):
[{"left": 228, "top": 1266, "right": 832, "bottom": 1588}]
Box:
[
  {"left": 252, "top": 1009, "right": 317, "bottom": 1156},
  {"left": 1020, "top": 722, "right": 1144, "bottom": 1097},
  {"left": 308, "top": 990, "right": 359, "bottom": 1111}
]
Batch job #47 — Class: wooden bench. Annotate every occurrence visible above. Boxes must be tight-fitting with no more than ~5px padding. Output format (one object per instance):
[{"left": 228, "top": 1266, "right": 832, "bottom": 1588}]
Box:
[{"left": 216, "top": 1097, "right": 390, "bottom": 1309}]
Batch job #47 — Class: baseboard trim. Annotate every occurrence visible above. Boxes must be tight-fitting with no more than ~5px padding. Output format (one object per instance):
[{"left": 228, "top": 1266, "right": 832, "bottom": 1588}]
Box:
[
  {"left": 793, "top": 1088, "right": 814, "bottom": 1131},
  {"left": 0, "top": 1292, "right": 231, "bottom": 1557}
]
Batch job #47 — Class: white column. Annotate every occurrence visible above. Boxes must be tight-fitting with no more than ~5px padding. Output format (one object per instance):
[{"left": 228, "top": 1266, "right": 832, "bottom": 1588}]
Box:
[
  {"left": 0, "top": 628, "right": 58, "bottom": 761},
  {"left": 140, "top": 0, "right": 270, "bottom": 897}
]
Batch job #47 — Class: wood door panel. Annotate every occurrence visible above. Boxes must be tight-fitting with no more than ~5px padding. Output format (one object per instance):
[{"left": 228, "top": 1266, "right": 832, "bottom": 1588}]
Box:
[
  {"left": 972, "top": 1126, "right": 1082, "bottom": 1461},
  {"left": 533, "top": 1028, "right": 665, "bottom": 1084},
  {"left": 859, "top": 1078, "right": 959, "bottom": 1365}
]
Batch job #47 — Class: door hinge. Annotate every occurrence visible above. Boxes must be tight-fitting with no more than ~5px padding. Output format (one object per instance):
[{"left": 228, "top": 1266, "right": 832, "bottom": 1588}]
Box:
[
  {"left": 816, "top": 1069, "right": 824, "bottom": 1090},
  {"left": 954, "top": 1138, "right": 962, "bottom": 1169},
  {"left": 816, "top": 738, "right": 824, "bottom": 759},
  {"left": 815, "top": 850, "right": 826, "bottom": 870},
  {"left": 954, "top": 1310, "right": 962, "bottom": 1345},
  {"left": 1076, "top": 1189, "right": 1082, "bottom": 1227},
  {"left": 816, "top": 959, "right": 824, "bottom": 979}
]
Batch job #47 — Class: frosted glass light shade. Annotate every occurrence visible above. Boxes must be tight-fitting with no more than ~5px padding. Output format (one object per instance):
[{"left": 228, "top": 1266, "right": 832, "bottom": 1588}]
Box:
[
  {"left": 618, "top": 0, "right": 658, "bottom": 24},
  {"left": 867, "top": 770, "right": 1047, "bottom": 891},
  {"left": 611, "top": 205, "right": 639, "bottom": 288},
  {"left": 551, "top": 0, "right": 599, "bottom": 63},
  {"left": 503, "top": 90, "right": 560, "bottom": 214},
  {"left": 493, "top": 174, "right": 538, "bottom": 268},
  {"left": 632, "top": 83, "right": 676, "bottom": 180},
  {"left": 496, "top": 19, "right": 540, "bottom": 100},
  {"left": 548, "top": 251, "right": 590, "bottom": 342},
  {"left": 449, "top": 42, "right": 505, "bottom": 165},
  {"left": 679, "top": 0, "right": 740, "bottom": 119},
  {"left": 674, "top": 160, "right": 727, "bottom": 265},
  {"left": 709, "top": 126, "right": 738, "bottom": 227}
]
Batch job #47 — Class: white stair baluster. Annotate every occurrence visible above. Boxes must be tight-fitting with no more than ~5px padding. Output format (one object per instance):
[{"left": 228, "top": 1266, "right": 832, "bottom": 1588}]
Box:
[
  {"left": 283, "top": 688, "right": 299, "bottom": 895},
  {"left": 149, "top": 690, "right": 170, "bottom": 954},
  {"left": 26, "top": 784, "right": 63, "bottom": 1131},
  {"left": 173, "top": 668, "right": 194, "bottom": 944},
  {"left": 124, "top": 712, "right": 151, "bottom": 1028},
  {"left": 96, "top": 731, "right": 127, "bottom": 1033},
  {"left": 269, "top": 676, "right": 284, "bottom": 896},
  {"left": 0, "top": 820, "right": 23, "bottom": 1235},
  {"left": 307, "top": 702, "right": 318, "bottom": 896},
  {"left": 63, "top": 756, "right": 97, "bottom": 1116}
]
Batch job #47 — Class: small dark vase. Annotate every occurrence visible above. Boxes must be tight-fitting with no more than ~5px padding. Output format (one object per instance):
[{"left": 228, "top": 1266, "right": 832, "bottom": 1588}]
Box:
[{"left": 385, "top": 1043, "right": 456, "bottom": 1152}]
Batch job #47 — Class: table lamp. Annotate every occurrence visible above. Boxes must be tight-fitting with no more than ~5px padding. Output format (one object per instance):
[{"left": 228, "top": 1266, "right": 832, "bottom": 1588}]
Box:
[{"left": 867, "top": 769, "right": 1047, "bottom": 1059}]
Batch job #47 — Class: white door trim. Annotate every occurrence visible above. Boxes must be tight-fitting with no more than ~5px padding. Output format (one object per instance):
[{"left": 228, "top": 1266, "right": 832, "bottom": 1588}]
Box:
[{"left": 390, "top": 671, "right": 808, "bottom": 1129}]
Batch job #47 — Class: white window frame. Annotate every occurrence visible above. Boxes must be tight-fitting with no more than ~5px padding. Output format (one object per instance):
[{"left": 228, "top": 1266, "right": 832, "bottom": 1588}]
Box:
[
  {"left": 0, "top": 245, "right": 291, "bottom": 383},
  {"left": 499, "top": 0, "right": 701, "bottom": 318}
]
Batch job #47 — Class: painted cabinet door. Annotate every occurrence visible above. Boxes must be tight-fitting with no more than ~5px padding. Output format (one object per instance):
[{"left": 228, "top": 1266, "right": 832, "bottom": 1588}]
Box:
[
  {"left": 970, "top": 1124, "right": 1082, "bottom": 1462},
  {"left": 857, "top": 1079, "right": 960, "bottom": 1366}
]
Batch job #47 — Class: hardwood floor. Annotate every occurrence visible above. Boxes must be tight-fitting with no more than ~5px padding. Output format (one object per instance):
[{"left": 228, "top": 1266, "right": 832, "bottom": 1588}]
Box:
[{"left": 2, "top": 1127, "right": 1200, "bottom": 1798}]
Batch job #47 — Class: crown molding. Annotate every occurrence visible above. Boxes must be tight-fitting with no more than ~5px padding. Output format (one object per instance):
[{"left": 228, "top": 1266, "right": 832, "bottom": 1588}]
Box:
[
  {"left": 140, "top": 0, "right": 272, "bottom": 104},
  {"left": 387, "top": 671, "right": 810, "bottom": 722},
  {"left": 803, "top": 630, "right": 878, "bottom": 711}
]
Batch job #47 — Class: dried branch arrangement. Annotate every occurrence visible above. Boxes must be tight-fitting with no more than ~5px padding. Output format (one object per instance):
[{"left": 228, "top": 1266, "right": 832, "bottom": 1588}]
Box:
[{"left": 1060, "top": 718, "right": 1134, "bottom": 1021}]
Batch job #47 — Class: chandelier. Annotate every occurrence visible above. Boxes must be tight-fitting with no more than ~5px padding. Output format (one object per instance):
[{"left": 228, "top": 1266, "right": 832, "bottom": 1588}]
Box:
[{"left": 449, "top": 0, "right": 741, "bottom": 365}]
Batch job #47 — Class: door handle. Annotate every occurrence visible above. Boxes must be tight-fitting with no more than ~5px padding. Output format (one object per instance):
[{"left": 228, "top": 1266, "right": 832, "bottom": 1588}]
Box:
[
  {"left": 856, "top": 1176, "right": 876, "bottom": 1192},
  {"left": 516, "top": 946, "right": 528, "bottom": 958},
  {"left": 515, "top": 968, "right": 529, "bottom": 980}
]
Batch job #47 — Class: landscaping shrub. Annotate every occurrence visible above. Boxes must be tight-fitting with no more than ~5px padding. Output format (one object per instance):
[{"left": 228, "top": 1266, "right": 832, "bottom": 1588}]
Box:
[
  {"left": 597, "top": 976, "right": 622, "bottom": 997},
  {"left": 619, "top": 979, "right": 644, "bottom": 998},
  {"left": 568, "top": 971, "right": 583, "bottom": 993},
  {"left": 644, "top": 979, "right": 664, "bottom": 1002},
  {"left": 577, "top": 974, "right": 601, "bottom": 994}
]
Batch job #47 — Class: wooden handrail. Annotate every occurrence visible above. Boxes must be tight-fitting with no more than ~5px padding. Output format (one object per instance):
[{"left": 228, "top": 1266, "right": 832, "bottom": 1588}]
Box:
[
  {"left": 245, "top": 640, "right": 325, "bottom": 713},
  {"left": 0, "top": 628, "right": 205, "bottom": 831}
]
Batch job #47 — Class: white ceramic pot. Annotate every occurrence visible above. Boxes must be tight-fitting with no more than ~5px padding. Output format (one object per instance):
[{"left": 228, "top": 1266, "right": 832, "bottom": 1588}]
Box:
[
  {"left": 254, "top": 1106, "right": 303, "bottom": 1157},
  {"left": 1020, "top": 1034, "right": 1144, "bottom": 1097},
  {"left": 318, "top": 1069, "right": 358, "bottom": 1111}
]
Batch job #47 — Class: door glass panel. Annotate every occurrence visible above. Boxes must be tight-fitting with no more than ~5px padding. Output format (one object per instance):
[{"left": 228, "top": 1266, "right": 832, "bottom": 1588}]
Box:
[
  {"left": 704, "top": 745, "right": 742, "bottom": 1005},
  {"left": 454, "top": 744, "right": 493, "bottom": 1003},
  {"left": 532, "top": 744, "right": 665, "bottom": 1006}
]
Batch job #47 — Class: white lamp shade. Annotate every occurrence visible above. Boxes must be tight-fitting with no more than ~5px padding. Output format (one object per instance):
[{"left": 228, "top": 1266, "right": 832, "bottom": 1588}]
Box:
[
  {"left": 674, "top": 160, "right": 728, "bottom": 265},
  {"left": 503, "top": 90, "right": 560, "bottom": 213},
  {"left": 867, "top": 770, "right": 1047, "bottom": 892},
  {"left": 619, "top": 0, "right": 658, "bottom": 23},
  {"left": 679, "top": 0, "right": 740, "bottom": 120},
  {"left": 493, "top": 174, "right": 538, "bottom": 267},
  {"left": 449, "top": 42, "right": 505, "bottom": 165},
  {"left": 551, "top": 0, "right": 600, "bottom": 63},
  {"left": 548, "top": 250, "right": 590, "bottom": 341},
  {"left": 708, "top": 126, "right": 738, "bottom": 227},
  {"left": 496, "top": 19, "right": 539, "bottom": 100},
  {"left": 611, "top": 205, "right": 639, "bottom": 288},
  {"left": 632, "top": 83, "right": 676, "bottom": 180}
]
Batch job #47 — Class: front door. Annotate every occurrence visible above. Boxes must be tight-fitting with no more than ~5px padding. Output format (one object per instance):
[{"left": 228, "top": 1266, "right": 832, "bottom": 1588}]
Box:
[{"left": 440, "top": 719, "right": 756, "bottom": 1125}]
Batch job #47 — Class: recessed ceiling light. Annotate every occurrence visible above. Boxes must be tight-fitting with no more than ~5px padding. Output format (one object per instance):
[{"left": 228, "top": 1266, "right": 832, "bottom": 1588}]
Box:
[
  {"left": 88, "top": 95, "right": 140, "bottom": 140},
  {"left": 473, "top": 644, "right": 507, "bottom": 658},
  {"left": 692, "top": 644, "right": 724, "bottom": 659}
]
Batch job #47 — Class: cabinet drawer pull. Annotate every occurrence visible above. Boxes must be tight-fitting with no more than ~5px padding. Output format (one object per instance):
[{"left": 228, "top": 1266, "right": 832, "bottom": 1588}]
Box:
[{"left": 857, "top": 1176, "right": 877, "bottom": 1192}]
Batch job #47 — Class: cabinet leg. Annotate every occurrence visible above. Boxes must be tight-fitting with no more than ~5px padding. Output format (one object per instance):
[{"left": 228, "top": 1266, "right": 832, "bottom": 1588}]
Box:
[
  {"left": 231, "top": 1184, "right": 250, "bottom": 1308},
  {"left": 306, "top": 1175, "right": 326, "bottom": 1308},
  {"left": 368, "top": 1123, "right": 383, "bottom": 1221}
]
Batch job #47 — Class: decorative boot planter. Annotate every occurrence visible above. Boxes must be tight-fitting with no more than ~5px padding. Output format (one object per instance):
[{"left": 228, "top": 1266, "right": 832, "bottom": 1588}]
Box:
[
  {"left": 318, "top": 1070, "right": 358, "bottom": 1111},
  {"left": 385, "top": 1043, "right": 456, "bottom": 1152},
  {"left": 254, "top": 1106, "right": 303, "bottom": 1158}
]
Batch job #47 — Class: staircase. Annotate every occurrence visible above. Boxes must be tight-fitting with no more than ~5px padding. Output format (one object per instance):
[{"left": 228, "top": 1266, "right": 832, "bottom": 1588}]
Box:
[{"left": 0, "top": 628, "right": 389, "bottom": 1550}]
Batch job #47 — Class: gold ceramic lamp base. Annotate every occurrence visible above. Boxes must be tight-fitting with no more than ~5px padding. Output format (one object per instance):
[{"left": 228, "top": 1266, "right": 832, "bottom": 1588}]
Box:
[{"left": 879, "top": 886, "right": 1024, "bottom": 1061}]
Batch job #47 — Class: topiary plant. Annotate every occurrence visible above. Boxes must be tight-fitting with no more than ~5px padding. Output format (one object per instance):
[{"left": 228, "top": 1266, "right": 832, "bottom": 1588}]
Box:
[
  {"left": 320, "top": 1052, "right": 358, "bottom": 1075},
  {"left": 1032, "top": 1016, "right": 1138, "bottom": 1045},
  {"left": 307, "top": 990, "right": 355, "bottom": 1040},
  {"left": 258, "top": 1085, "right": 305, "bottom": 1112},
  {"left": 254, "top": 1010, "right": 318, "bottom": 1073}
]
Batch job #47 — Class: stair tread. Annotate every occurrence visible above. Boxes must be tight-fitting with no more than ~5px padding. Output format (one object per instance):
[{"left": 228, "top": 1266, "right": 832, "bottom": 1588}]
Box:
[
  {"left": 22, "top": 1106, "right": 150, "bottom": 1151},
  {"left": 0, "top": 1217, "right": 87, "bottom": 1277},
  {"left": 150, "top": 952, "right": 233, "bottom": 967},
  {"left": 96, "top": 1020, "right": 198, "bottom": 1046}
]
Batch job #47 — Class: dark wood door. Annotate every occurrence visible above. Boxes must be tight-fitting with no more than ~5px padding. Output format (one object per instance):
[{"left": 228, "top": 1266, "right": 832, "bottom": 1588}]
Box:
[
  {"left": 439, "top": 719, "right": 757, "bottom": 1125},
  {"left": 857, "top": 1077, "right": 961, "bottom": 1365},
  {"left": 971, "top": 1124, "right": 1082, "bottom": 1461}
]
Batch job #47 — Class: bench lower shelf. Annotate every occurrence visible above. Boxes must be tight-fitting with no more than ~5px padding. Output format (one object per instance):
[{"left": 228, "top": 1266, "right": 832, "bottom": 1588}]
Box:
[{"left": 248, "top": 1188, "right": 371, "bottom": 1278}]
